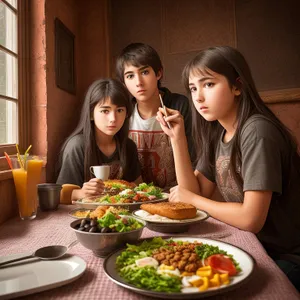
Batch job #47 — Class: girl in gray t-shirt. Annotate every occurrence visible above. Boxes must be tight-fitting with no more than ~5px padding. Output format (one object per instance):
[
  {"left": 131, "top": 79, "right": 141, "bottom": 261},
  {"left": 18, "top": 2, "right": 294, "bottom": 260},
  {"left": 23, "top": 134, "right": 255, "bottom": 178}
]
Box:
[
  {"left": 56, "top": 78, "right": 141, "bottom": 200},
  {"left": 156, "top": 46, "right": 300, "bottom": 291}
]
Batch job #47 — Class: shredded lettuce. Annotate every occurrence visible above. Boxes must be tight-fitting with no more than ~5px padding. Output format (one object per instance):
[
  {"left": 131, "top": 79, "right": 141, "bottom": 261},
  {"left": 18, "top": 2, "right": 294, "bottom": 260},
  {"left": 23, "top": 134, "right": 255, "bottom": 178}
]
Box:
[
  {"left": 97, "top": 212, "right": 143, "bottom": 233},
  {"left": 116, "top": 238, "right": 181, "bottom": 292},
  {"left": 116, "top": 237, "right": 167, "bottom": 267},
  {"left": 134, "top": 182, "right": 148, "bottom": 191},
  {"left": 134, "top": 182, "right": 163, "bottom": 198},
  {"left": 98, "top": 212, "right": 116, "bottom": 228},
  {"left": 119, "top": 266, "right": 181, "bottom": 293}
]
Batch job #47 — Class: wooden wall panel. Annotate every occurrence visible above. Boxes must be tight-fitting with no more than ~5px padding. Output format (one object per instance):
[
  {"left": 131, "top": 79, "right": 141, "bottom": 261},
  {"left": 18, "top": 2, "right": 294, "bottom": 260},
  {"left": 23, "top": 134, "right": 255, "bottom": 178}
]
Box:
[
  {"left": 269, "top": 102, "right": 300, "bottom": 146},
  {"left": 235, "top": 0, "right": 300, "bottom": 91},
  {"left": 111, "top": 0, "right": 236, "bottom": 94},
  {"left": 163, "top": 0, "right": 235, "bottom": 55},
  {"left": 111, "top": 0, "right": 162, "bottom": 66},
  {"left": 162, "top": 0, "right": 235, "bottom": 93}
]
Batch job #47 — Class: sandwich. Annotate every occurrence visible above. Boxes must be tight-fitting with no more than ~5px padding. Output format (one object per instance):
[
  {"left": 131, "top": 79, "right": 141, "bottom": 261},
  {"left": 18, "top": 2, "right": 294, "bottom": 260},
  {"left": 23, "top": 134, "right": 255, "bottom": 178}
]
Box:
[
  {"left": 103, "top": 180, "right": 136, "bottom": 194},
  {"left": 140, "top": 202, "right": 197, "bottom": 220}
]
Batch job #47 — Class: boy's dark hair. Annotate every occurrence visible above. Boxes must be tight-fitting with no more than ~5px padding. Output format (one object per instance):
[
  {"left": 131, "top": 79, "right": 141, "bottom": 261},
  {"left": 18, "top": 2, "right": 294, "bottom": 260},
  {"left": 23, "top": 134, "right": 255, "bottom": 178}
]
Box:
[
  {"left": 115, "top": 43, "right": 163, "bottom": 87},
  {"left": 182, "top": 46, "right": 299, "bottom": 186},
  {"left": 57, "top": 78, "right": 133, "bottom": 182}
]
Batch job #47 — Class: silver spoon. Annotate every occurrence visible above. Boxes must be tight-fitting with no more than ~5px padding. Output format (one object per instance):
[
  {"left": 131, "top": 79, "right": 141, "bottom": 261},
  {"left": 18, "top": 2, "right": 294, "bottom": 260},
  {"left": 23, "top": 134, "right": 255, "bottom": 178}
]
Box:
[{"left": 0, "top": 240, "right": 78, "bottom": 268}]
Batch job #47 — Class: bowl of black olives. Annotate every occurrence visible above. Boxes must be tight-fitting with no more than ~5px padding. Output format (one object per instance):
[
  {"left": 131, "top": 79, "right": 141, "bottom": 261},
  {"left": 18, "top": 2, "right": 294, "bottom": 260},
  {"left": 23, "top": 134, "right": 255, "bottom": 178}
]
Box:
[{"left": 70, "top": 215, "right": 146, "bottom": 257}]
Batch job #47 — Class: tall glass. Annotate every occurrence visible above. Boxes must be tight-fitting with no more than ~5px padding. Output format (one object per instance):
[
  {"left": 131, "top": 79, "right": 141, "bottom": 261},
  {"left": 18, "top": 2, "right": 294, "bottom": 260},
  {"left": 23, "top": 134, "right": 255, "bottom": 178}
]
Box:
[{"left": 11, "top": 156, "right": 44, "bottom": 220}]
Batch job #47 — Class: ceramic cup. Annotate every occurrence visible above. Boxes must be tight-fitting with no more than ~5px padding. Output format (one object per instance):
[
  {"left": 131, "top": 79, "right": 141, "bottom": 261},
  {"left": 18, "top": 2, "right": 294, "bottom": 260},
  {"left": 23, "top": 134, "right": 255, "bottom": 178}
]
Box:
[{"left": 89, "top": 165, "right": 110, "bottom": 180}]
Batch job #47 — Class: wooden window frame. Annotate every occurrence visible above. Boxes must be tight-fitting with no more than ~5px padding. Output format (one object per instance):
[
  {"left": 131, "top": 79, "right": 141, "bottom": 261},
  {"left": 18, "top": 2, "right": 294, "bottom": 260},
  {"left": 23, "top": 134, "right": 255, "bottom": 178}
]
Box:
[{"left": 0, "top": 0, "right": 31, "bottom": 178}]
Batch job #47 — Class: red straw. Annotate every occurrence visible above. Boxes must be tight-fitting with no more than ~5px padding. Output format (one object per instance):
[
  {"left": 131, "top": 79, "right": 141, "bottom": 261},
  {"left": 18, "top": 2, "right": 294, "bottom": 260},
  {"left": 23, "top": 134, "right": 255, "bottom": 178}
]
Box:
[{"left": 4, "top": 152, "right": 13, "bottom": 170}]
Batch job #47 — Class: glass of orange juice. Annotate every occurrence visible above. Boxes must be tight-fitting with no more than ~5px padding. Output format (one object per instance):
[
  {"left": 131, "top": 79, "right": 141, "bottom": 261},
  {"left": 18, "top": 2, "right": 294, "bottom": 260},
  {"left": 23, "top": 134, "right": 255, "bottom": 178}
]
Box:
[{"left": 11, "top": 155, "right": 44, "bottom": 220}]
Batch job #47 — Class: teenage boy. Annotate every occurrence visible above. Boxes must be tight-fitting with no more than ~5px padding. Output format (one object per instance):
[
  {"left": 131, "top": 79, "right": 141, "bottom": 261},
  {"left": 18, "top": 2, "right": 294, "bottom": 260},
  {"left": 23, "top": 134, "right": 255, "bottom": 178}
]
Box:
[{"left": 116, "top": 43, "right": 195, "bottom": 189}]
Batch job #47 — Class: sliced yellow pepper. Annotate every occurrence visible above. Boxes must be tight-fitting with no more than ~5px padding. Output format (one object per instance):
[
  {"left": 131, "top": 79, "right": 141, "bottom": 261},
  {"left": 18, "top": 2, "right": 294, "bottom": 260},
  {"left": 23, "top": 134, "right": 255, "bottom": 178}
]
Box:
[
  {"left": 198, "top": 277, "right": 209, "bottom": 291},
  {"left": 220, "top": 273, "right": 230, "bottom": 285},
  {"left": 196, "top": 265, "right": 213, "bottom": 278},
  {"left": 209, "top": 273, "right": 221, "bottom": 287},
  {"left": 190, "top": 278, "right": 204, "bottom": 287}
]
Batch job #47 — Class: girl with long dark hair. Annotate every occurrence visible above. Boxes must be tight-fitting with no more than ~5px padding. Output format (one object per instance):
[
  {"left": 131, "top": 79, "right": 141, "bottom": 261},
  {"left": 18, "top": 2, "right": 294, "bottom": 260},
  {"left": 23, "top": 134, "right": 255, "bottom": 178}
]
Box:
[
  {"left": 57, "top": 78, "right": 141, "bottom": 200},
  {"left": 156, "top": 46, "right": 300, "bottom": 291}
]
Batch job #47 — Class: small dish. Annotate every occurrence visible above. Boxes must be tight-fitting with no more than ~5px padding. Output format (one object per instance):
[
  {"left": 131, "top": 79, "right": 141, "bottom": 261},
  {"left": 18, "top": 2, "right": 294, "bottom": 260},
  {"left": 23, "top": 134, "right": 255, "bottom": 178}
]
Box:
[
  {"left": 68, "top": 208, "right": 92, "bottom": 219},
  {"left": 132, "top": 209, "right": 209, "bottom": 233},
  {"left": 0, "top": 254, "right": 86, "bottom": 299},
  {"left": 70, "top": 216, "right": 146, "bottom": 257}
]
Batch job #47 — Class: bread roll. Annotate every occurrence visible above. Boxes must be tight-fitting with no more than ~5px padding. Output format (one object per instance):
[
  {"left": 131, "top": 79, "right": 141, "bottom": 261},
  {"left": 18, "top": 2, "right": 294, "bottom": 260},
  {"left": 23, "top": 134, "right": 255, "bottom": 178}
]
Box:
[{"left": 140, "top": 202, "right": 196, "bottom": 220}]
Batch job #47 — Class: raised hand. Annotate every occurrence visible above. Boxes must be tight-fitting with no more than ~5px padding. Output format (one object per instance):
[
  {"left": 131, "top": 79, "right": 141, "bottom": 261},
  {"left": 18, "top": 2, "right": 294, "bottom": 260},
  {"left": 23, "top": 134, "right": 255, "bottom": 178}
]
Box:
[{"left": 156, "top": 107, "right": 185, "bottom": 140}]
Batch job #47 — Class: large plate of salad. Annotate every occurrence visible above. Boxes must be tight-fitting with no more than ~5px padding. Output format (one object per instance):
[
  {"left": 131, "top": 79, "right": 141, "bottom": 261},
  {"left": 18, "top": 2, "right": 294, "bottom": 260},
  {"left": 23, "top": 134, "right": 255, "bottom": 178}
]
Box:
[
  {"left": 73, "top": 183, "right": 168, "bottom": 211},
  {"left": 103, "top": 236, "right": 255, "bottom": 299}
]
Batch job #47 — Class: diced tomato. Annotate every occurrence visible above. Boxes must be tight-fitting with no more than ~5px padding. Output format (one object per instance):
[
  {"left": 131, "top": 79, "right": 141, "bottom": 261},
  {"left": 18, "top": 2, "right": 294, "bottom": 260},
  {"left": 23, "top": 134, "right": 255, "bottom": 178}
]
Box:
[
  {"left": 110, "top": 197, "right": 117, "bottom": 203},
  {"left": 205, "top": 254, "right": 237, "bottom": 276},
  {"left": 133, "top": 194, "right": 141, "bottom": 201}
]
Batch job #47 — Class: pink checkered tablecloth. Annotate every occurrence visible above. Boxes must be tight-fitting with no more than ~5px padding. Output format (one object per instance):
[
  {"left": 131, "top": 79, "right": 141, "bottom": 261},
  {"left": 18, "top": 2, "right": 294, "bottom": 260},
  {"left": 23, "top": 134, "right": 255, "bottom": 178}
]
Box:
[{"left": 0, "top": 205, "right": 299, "bottom": 300}]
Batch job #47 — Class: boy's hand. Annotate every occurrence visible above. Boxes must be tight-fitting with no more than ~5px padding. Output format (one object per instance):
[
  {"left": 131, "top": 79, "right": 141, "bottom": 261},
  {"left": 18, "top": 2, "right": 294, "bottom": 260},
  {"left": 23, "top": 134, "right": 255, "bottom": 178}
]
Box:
[{"left": 156, "top": 107, "right": 185, "bottom": 140}]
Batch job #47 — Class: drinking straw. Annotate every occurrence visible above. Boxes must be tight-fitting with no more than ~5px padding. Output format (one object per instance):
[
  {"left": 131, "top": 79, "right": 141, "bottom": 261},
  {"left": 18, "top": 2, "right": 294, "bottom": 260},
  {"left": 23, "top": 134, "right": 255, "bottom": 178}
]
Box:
[
  {"left": 23, "top": 144, "right": 32, "bottom": 166},
  {"left": 4, "top": 152, "right": 13, "bottom": 170},
  {"left": 16, "top": 143, "right": 20, "bottom": 155},
  {"left": 24, "top": 145, "right": 32, "bottom": 156},
  {"left": 16, "top": 144, "right": 24, "bottom": 169},
  {"left": 17, "top": 153, "right": 24, "bottom": 169}
]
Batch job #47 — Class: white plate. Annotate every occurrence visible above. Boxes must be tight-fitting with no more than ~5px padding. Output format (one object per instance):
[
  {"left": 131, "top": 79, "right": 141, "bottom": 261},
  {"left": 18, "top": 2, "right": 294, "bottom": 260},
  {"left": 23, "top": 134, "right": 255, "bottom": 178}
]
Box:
[
  {"left": 133, "top": 209, "right": 209, "bottom": 224},
  {"left": 0, "top": 253, "right": 86, "bottom": 299},
  {"left": 104, "top": 237, "right": 255, "bottom": 299},
  {"left": 73, "top": 193, "right": 169, "bottom": 211}
]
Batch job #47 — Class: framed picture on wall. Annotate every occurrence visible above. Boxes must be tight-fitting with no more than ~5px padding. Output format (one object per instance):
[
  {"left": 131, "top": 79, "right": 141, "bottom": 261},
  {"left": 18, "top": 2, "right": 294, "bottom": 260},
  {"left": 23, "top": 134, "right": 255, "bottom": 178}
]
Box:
[{"left": 55, "top": 18, "right": 76, "bottom": 94}]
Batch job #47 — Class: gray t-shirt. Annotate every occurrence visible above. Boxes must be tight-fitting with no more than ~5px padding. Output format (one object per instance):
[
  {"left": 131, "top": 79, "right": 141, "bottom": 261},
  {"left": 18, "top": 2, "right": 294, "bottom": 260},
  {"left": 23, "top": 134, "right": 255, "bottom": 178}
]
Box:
[
  {"left": 197, "top": 115, "right": 300, "bottom": 257},
  {"left": 56, "top": 134, "right": 141, "bottom": 187}
]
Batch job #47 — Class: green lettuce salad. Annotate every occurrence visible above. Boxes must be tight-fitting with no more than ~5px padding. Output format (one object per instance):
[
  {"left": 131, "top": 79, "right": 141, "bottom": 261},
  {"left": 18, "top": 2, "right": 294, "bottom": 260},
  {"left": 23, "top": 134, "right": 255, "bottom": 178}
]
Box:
[
  {"left": 134, "top": 182, "right": 163, "bottom": 198},
  {"left": 117, "top": 237, "right": 181, "bottom": 292},
  {"left": 98, "top": 212, "right": 143, "bottom": 232}
]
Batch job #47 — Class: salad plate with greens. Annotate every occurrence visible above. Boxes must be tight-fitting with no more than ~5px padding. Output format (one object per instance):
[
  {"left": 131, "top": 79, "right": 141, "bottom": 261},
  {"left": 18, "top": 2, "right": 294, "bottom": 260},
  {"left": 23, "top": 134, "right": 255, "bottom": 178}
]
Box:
[
  {"left": 73, "top": 183, "right": 169, "bottom": 211},
  {"left": 103, "top": 237, "right": 255, "bottom": 299}
]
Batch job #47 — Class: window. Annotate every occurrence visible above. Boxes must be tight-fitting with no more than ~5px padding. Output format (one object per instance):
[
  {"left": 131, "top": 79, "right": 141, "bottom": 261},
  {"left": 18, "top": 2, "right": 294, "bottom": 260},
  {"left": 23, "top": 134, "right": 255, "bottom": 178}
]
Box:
[{"left": 0, "top": 0, "right": 18, "bottom": 146}]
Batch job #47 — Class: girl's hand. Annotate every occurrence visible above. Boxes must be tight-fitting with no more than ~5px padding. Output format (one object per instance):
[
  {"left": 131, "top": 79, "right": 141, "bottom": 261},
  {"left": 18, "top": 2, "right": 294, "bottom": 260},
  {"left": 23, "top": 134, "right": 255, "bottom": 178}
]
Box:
[
  {"left": 156, "top": 107, "right": 185, "bottom": 141},
  {"left": 80, "top": 178, "right": 105, "bottom": 198},
  {"left": 169, "top": 185, "right": 193, "bottom": 203}
]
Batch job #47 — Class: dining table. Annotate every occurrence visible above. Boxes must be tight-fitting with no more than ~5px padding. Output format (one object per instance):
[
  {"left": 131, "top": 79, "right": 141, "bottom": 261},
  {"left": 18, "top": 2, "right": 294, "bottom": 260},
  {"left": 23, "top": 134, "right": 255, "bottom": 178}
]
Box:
[{"left": 0, "top": 204, "right": 299, "bottom": 300}]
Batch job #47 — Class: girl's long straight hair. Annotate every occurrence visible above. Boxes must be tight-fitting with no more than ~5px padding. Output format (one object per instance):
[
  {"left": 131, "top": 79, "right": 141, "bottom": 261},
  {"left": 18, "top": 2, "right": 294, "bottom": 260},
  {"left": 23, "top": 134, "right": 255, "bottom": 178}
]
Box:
[
  {"left": 58, "top": 78, "right": 132, "bottom": 182},
  {"left": 182, "top": 46, "right": 298, "bottom": 185}
]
